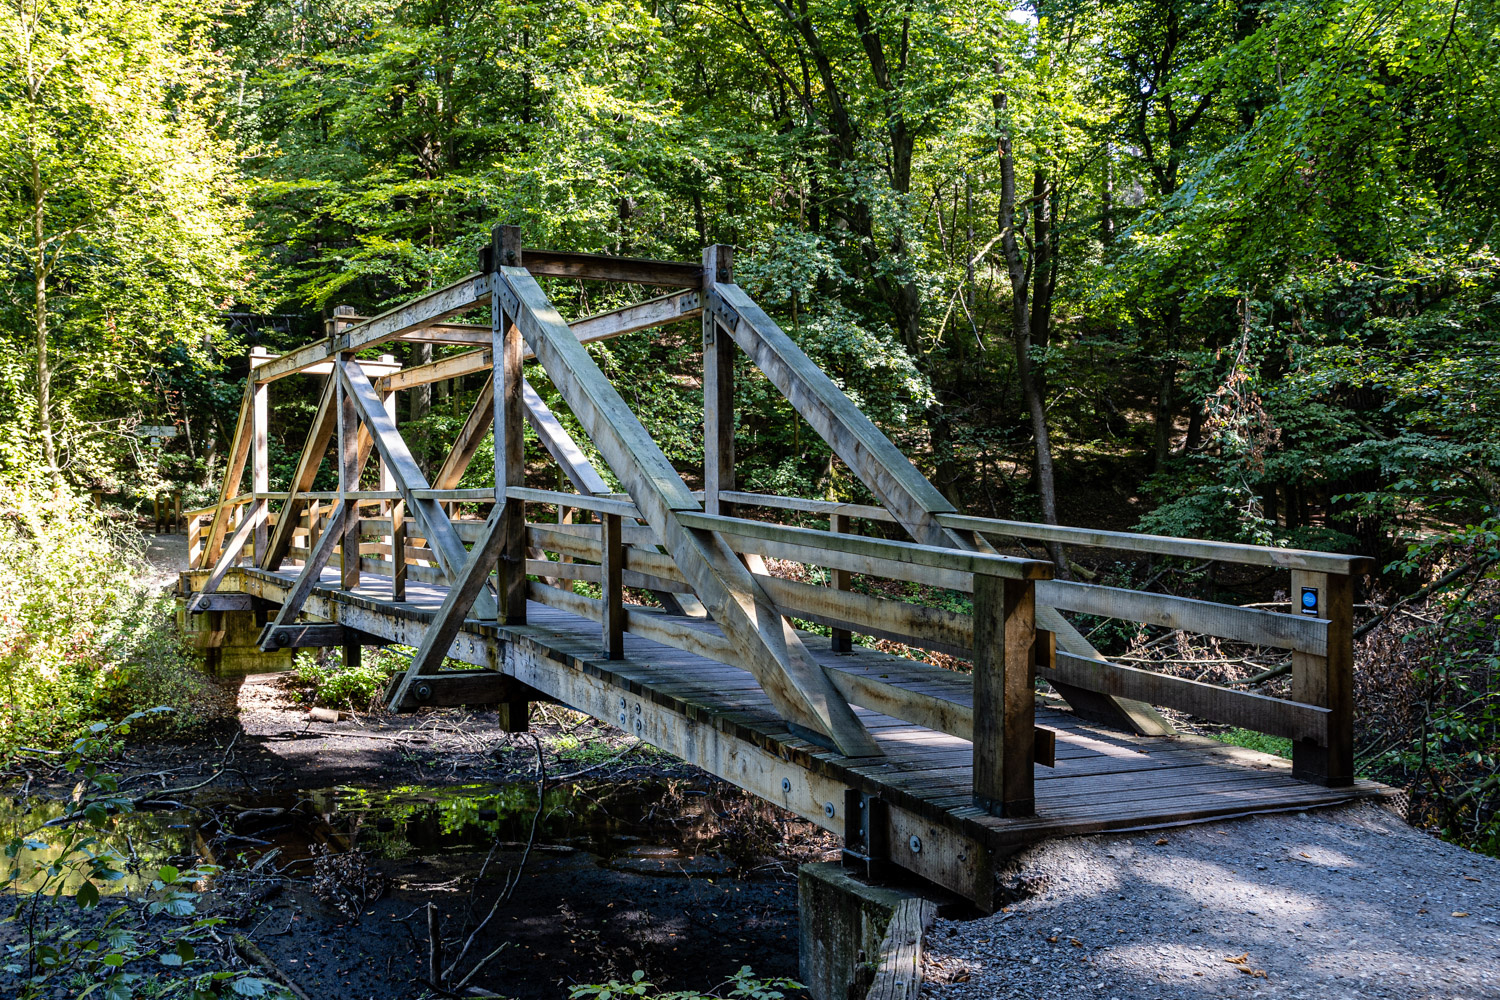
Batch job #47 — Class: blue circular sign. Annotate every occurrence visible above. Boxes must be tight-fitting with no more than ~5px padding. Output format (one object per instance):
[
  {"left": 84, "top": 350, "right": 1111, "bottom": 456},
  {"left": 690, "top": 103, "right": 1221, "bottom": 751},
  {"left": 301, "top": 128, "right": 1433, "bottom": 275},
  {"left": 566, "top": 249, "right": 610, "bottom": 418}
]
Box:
[{"left": 1301, "top": 591, "right": 1318, "bottom": 609}]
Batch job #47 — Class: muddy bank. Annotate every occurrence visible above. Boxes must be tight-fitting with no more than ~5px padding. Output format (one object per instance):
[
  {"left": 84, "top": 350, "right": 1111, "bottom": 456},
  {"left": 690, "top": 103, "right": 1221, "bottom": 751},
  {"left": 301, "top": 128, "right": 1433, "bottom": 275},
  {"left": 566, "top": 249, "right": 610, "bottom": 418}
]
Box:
[{"left": 1, "top": 674, "right": 832, "bottom": 998}]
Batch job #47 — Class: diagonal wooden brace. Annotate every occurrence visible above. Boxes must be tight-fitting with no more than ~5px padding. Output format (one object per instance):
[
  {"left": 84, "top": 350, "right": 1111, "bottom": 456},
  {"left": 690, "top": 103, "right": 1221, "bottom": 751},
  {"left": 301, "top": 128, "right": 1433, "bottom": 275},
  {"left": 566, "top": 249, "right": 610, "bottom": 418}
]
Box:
[
  {"left": 387, "top": 502, "right": 513, "bottom": 710},
  {"left": 336, "top": 358, "right": 499, "bottom": 620},
  {"left": 189, "top": 500, "right": 269, "bottom": 611},
  {"left": 496, "top": 266, "right": 879, "bottom": 758},
  {"left": 258, "top": 499, "right": 349, "bottom": 650}
]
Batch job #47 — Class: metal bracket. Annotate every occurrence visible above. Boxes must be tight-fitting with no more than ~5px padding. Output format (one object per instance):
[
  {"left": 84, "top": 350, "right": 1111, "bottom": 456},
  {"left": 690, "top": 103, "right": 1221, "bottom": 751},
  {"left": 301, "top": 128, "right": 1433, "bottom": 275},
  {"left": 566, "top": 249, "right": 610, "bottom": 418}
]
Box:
[
  {"left": 841, "top": 790, "right": 893, "bottom": 882},
  {"left": 705, "top": 287, "right": 739, "bottom": 333},
  {"left": 492, "top": 271, "right": 522, "bottom": 319},
  {"left": 677, "top": 291, "right": 700, "bottom": 313}
]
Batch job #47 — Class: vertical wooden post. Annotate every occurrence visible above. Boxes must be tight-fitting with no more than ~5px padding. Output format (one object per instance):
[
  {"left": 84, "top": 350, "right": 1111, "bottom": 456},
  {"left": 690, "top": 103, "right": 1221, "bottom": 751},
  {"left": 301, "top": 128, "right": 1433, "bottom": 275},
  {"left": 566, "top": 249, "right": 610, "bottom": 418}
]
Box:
[
  {"left": 390, "top": 500, "right": 407, "bottom": 601},
  {"left": 333, "top": 307, "right": 360, "bottom": 590},
  {"left": 702, "top": 244, "right": 735, "bottom": 517},
  {"left": 379, "top": 356, "right": 404, "bottom": 601},
  {"left": 829, "top": 512, "right": 853, "bottom": 653},
  {"left": 600, "top": 512, "right": 625, "bottom": 659},
  {"left": 250, "top": 346, "right": 270, "bottom": 563},
  {"left": 1289, "top": 569, "right": 1354, "bottom": 786},
  {"left": 492, "top": 225, "right": 527, "bottom": 624},
  {"left": 173, "top": 491, "right": 182, "bottom": 534},
  {"left": 972, "top": 573, "right": 1037, "bottom": 817},
  {"left": 188, "top": 513, "right": 204, "bottom": 568}
]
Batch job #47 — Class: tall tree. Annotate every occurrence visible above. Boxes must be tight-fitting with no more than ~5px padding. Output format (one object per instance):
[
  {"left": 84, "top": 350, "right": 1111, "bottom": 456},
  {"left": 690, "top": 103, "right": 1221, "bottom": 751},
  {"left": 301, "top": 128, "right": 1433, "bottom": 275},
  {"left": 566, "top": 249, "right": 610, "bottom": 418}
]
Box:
[{"left": 0, "top": 0, "right": 248, "bottom": 480}]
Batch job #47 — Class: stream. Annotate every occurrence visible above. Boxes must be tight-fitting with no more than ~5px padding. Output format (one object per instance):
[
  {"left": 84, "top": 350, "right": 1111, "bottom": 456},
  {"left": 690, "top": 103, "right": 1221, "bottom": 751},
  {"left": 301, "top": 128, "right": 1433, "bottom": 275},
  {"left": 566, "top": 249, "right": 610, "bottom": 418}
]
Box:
[{"left": 1, "top": 775, "right": 824, "bottom": 997}]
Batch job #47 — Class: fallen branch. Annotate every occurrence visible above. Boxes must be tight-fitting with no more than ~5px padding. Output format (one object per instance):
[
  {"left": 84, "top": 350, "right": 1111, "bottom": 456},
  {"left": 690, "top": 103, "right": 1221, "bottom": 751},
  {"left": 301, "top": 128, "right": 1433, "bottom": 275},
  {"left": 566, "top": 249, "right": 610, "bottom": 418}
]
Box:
[{"left": 232, "top": 933, "right": 314, "bottom": 1000}]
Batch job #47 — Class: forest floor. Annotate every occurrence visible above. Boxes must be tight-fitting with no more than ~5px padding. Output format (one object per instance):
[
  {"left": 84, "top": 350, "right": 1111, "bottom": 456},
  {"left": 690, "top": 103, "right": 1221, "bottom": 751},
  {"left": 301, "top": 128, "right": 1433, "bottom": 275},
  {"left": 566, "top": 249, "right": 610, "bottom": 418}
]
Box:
[{"left": 922, "top": 803, "right": 1500, "bottom": 1000}]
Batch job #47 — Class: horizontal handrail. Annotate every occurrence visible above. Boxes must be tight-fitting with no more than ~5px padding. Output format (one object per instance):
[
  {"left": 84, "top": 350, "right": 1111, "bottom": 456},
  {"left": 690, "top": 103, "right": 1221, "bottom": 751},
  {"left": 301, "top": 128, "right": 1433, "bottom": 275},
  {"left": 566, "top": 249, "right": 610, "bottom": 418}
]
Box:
[
  {"left": 674, "top": 511, "right": 1053, "bottom": 580},
  {"left": 697, "top": 490, "right": 1370, "bottom": 575},
  {"left": 506, "top": 486, "right": 643, "bottom": 519}
]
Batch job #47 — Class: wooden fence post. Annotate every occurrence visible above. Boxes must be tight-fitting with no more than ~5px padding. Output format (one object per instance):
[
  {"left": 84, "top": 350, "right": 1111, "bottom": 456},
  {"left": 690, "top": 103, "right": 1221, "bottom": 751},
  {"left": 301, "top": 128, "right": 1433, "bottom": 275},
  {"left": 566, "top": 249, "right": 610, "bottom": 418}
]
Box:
[
  {"left": 492, "top": 225, "right": 528, "bottom": 624},
  {"left": 702, "top": 244, "right": 735, "bottom": 517},
  {"left": 600, "top": 512, "right": 625, "bottom": 659},
  {"left": 829, "top": 512, "right": 853, "bottom": 653},
  {"left": 379, "top": 355, "right": 403, "bottom": 600},
  {"left": 333, "top": 306, "right": 361, "bottom": 591},
  {"left": 250, "top": 346, "right": 271, "bottom": 562},
  {"left": 1290, "top": 569, "right": 1354, "bottom": 786},
  {"left": 187, "top": 513, "right": 204, "bottom": 568},
  {"left": 972, "top": 573, "right": 1037, "bottom": 817}
]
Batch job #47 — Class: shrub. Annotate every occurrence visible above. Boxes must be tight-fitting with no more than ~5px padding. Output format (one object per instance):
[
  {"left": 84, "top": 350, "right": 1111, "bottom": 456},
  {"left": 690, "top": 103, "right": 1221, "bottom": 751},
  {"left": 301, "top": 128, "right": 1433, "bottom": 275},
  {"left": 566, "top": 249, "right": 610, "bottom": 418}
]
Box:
[
  {"left": 0, "top": 473, "right": 219, "bottom": 752},
  {"left": 292, "top": 645, "right": 410, "bottom": 710}
]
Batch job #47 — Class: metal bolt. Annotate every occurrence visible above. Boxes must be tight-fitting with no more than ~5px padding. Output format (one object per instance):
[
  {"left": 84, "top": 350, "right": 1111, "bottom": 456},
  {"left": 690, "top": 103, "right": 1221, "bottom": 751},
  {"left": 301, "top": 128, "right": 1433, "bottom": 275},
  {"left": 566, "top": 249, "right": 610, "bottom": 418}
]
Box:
[
  {"left": 634, "top": 718, "right": 644, "bottom": 734},
  {"left": 415, "top": 683, "right": 433, "bottom": 702},
  {"left": 909, "top": 835, "right": 923, "bottom": 854},
  {"left": 634, "top": 702, "right": 642, "bottom": 715},
  {"left": 716, "top": 266, "right": 729, "bottom": 282},
  {"left": 781, "top": 778, "right": 792, "bottom": 794},
  {"left": 505, "top": 250, "right": 517, "bottom": 265},
  {"left": 620, "top": 697, "right": 626, "bottom": 710},
  {"left": 619, "top": 713, "right": 627, "bottom": 726},
  {"left": 824, "top": 802, "right": 836, "bottom": 819}
]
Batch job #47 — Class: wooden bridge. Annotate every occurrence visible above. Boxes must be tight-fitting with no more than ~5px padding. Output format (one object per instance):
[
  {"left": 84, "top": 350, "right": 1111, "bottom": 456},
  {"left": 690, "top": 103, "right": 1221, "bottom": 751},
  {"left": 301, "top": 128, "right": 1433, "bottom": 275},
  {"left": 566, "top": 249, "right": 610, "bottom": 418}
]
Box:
[{"left": 179, "top": 227, "right": 1384, "bottom": 910}]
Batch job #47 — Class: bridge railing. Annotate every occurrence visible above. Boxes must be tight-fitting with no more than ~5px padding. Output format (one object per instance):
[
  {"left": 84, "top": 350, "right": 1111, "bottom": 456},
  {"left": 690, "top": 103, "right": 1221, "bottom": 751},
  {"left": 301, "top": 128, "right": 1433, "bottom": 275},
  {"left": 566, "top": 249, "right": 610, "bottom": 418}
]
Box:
[
  {"left": 187, "top": 479, "right": 1364, "bottom": 791},
  {"left": 708, "top": 490, "right": 1367, "bottom": 787}
]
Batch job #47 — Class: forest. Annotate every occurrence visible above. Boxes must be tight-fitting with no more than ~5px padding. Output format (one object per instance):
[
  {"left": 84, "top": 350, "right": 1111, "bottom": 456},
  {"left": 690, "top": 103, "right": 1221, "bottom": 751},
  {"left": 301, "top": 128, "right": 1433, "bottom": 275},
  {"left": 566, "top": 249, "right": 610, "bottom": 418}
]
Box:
[{"left": 0, "top": 0, "right": 1498, "bottom": 997}]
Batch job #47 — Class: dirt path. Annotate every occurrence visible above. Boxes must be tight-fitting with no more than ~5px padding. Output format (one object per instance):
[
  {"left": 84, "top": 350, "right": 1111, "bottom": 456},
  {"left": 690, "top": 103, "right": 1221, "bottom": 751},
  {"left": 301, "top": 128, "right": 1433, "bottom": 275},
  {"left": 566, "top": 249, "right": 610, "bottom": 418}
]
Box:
[{"left": 922, "top": 803, "right": 1500, "bottom": 1000}]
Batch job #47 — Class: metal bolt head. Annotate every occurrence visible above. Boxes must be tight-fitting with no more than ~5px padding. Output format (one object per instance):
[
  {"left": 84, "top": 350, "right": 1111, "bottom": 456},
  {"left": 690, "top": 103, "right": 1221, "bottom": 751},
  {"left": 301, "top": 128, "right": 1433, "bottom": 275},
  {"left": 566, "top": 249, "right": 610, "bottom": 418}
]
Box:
[
  {"left": 909, "top": 835, "right": 923, "bottom": 854},
  {"left": 415, "top": 683, "right": 433, "bottom": 702},
  {"left": 824, "top": 802, "right": 836, "bottom": 819},
  {"left": 620, "top": 697, "right": 627, "bottom": 710},
  {"left": 781, "top": 778, "right": 791, "bottom": 794},
  {"left": 634, "top": 702, "right": 641, "bottom": 715},
  {"left": 634, "top": 718, "right": 643, "bottom": 733},
  {"left": 505, "top": 250, "right": 517, "bottom": 265}
]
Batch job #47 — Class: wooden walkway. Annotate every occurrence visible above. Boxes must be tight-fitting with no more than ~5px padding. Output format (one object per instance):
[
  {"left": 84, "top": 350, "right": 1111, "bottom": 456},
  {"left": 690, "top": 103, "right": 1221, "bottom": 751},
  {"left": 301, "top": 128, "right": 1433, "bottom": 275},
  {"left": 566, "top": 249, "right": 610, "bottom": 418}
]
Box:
[{"left": 193, "top": 561, "right": 1387, "bottom": 908}]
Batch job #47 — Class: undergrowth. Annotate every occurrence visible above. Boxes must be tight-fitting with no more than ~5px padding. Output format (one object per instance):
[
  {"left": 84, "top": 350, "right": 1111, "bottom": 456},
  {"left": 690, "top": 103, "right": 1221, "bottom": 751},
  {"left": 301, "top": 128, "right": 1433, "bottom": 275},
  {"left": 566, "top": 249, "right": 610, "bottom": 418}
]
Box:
[{"left": 0, "top": 474, "right": 225, "bottom": 754}]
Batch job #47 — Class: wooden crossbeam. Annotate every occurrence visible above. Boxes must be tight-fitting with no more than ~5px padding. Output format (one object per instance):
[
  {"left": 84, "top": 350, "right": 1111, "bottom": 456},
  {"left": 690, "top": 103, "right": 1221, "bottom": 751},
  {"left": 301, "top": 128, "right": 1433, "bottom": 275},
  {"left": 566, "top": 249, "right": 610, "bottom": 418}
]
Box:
[
  {"left": 254, "top": 273, "right": 492, "bottom": 383},
  {"left": 375, "top": 289, "right": 703, "bottom": 393},
  {"left": 495, "top": 265, "right": 880, "bottom": 758},
  {"left": 336, "top": 358, "right": 499, "bottom": 619},
  {"left": 518, "top": 249, "right": 701, "bottom": 287},
  {"left": 261, "top": 623, "right": 387, "bottom": 649}
]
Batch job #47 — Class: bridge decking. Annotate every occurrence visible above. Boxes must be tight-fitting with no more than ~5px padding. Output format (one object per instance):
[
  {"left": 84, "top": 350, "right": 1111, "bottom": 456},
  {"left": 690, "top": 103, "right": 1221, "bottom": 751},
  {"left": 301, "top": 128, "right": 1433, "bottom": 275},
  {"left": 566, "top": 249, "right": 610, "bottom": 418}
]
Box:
[{"left": 212, "top": 563, "right": 1386, "bottom": 899}]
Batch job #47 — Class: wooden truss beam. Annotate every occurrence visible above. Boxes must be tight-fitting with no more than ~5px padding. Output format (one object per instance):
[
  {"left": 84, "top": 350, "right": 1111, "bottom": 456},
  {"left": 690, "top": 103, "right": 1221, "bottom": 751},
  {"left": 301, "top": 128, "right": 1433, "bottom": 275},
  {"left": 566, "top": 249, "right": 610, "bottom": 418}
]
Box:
[
  {"left": 704, "top": 279, "right": 1172, "bottom": 737},
  {"left": 336, "top": 358, "right": 499, "bottom": 619},
  {"left": 495, "top": 265, "right": 880, "bottom": 758},
  {"left": 518, "top": 249, "right": 701, "bottom": 287},
  {"left": 254, "top": 273, "right": 492, "bottom": 383}
]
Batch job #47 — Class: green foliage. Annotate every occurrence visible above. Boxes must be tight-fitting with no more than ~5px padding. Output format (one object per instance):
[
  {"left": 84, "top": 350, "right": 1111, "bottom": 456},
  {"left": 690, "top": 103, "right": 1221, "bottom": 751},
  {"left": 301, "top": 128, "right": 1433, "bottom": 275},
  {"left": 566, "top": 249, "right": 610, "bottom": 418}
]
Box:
[
  {"left": 292, "top": 645, "right": 410, "bottom": 710},
  {"left": 1, "top": 714, "right": 286, "bottom": 999},
  {"left": 0, "top": 0, "right": 251, "bottom": 480},
  {"left": 0, "top": 474, "right": 221, "bottom": 752},
  {"left": 570, "top": 967, "right": 801, "bottom": 1000},
  {"left": 1212, "top": 728, "right": 1292, "bottom": 760}
]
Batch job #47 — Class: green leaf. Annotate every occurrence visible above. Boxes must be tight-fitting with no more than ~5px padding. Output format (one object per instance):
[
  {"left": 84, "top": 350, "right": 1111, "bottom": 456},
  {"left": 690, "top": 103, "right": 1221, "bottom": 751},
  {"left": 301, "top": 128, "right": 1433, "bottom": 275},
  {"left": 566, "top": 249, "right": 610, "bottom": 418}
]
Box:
[
  {"left": 157, "top": 864, "right": 180, "bottom": 884},
  {"left": 75, "top": 881, "right": 100, "bottom": 909}
]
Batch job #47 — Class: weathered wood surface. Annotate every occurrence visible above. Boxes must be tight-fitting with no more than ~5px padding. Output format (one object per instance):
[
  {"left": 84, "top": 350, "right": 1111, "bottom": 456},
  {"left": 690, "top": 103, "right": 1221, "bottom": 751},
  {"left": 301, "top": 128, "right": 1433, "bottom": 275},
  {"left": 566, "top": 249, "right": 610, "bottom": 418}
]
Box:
[{"left": 190, "top": 562, "right": 1389, "bottom": 909}]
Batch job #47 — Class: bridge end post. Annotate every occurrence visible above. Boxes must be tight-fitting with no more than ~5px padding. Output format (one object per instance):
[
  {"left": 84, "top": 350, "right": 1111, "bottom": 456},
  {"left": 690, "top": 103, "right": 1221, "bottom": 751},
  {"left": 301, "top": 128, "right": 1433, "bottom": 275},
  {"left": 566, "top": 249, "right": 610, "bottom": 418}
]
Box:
[
  {"left": 972, "top": 573, "right": 1037, "bottom": 817},
  {"left": 1291, "top": 569, "right": 1355, "bottom": 786}
]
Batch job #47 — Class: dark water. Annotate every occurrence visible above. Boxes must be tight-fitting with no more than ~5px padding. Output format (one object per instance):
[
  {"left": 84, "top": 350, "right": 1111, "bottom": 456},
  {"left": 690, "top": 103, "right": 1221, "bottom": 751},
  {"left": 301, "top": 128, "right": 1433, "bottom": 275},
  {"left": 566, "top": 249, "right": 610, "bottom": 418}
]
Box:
[{"left": 2, "top": 778, "right": 822, "bottom": 997}]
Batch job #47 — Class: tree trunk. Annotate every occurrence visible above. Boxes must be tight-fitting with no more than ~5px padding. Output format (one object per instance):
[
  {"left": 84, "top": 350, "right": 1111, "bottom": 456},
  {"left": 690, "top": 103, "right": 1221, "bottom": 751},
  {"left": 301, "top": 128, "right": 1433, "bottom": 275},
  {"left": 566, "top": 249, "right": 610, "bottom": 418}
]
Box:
[
  {"left": 995, "top": 92, "right": 1066, "bottom": 571},
  {"left": 31, "top": 159, "right": 57, "bottom": 475}
]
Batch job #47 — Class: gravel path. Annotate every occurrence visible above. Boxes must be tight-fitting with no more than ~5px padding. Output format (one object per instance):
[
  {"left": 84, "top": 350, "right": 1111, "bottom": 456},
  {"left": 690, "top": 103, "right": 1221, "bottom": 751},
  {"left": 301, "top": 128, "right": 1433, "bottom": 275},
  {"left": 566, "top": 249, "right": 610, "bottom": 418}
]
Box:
[{"left": 922, "top": 803, "right": 1500, "bottom": 1000}]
